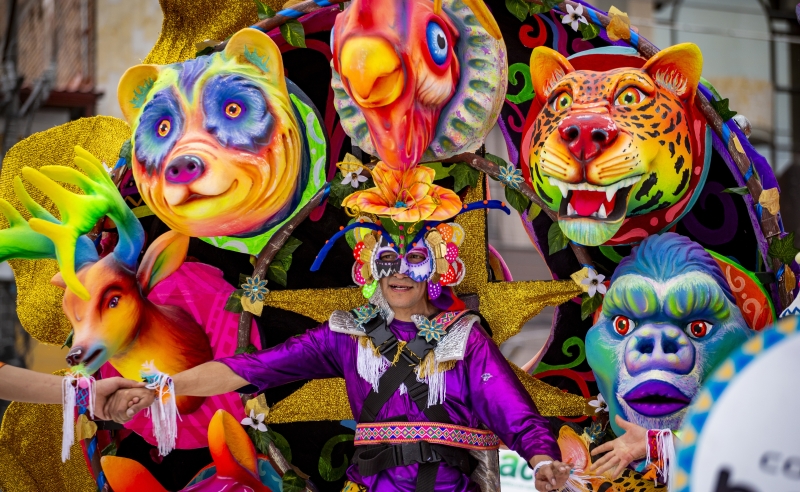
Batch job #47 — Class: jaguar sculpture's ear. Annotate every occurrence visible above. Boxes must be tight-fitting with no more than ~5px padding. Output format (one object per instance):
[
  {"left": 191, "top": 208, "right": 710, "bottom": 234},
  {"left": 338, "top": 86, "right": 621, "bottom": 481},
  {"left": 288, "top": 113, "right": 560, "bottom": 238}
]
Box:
[
  {"left": 529, "top": 47, "right": 576, "bottom": 105},
  {"left": 642, "top": 43, "right": 703, "bottom": 102}
]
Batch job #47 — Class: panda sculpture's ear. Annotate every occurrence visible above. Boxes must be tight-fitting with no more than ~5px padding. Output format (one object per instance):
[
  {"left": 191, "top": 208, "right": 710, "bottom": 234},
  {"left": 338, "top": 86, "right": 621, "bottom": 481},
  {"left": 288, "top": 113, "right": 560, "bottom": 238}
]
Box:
[
  {"left": 530, "top": 47, "right": 575, "bottom": 105},
  {"left": 224, "top": 28, "right": 286, "bottom": 92},
  {"left": 643, "top": 43, "right": 703, "bottom": 102},
  {"left": 117, "top": 64, "right": 160, "bottom": 123}
]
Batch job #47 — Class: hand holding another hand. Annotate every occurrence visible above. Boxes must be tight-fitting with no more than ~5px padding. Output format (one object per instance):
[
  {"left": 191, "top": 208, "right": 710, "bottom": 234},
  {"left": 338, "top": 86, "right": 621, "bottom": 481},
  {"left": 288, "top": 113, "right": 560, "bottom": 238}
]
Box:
[{"left": 94, "top": 378, "right": 155, "bottom": 423}]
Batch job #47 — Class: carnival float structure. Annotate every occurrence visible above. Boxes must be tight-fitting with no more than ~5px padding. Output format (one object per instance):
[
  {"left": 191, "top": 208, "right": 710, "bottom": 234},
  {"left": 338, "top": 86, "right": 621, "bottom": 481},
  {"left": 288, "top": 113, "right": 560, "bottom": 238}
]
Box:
[{"left": 0, "top": 0, "right": 797, "bottom": 491}]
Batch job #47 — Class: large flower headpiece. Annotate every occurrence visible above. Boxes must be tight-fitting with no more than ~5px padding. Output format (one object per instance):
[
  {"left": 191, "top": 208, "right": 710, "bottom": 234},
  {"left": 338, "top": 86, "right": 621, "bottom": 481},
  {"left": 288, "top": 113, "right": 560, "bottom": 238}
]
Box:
[{"left": 311, "top": 199, "right": 510, "bottom": 300}]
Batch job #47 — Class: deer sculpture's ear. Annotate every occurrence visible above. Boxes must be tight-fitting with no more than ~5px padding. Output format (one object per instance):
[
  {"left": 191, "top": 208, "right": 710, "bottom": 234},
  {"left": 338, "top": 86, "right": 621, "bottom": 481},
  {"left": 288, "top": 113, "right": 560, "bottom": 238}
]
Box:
[
  {"left": 101, "top": 456, "right": 168, "bottom": 492},
  {"left": 50, "top": 272, "right": 67, "bottom": 290},
  {"left": 137, "top": 230, "right": 190, "bottom": 295}
]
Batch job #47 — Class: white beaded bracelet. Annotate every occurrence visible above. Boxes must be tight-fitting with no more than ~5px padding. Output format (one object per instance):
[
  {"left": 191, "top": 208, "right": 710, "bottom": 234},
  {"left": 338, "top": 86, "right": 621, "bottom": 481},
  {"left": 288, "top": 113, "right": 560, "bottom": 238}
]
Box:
[{"left": 532, "top": 460, "right": 552, "bottom": 483}]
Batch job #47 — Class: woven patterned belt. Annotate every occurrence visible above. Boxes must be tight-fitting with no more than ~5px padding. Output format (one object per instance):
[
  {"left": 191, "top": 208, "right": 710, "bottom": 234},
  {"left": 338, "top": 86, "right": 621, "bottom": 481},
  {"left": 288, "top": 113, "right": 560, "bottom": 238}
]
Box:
[{"left": 354, "top": 422, "right": 501, "bottom": 450}]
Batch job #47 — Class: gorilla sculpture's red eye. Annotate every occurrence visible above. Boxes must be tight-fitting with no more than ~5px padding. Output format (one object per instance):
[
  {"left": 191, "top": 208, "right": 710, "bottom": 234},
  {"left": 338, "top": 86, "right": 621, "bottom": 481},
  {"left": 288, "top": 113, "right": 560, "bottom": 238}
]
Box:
[
  {"left": 613, "top": 315, "right": 633, "bottom": 335},
  {"left": 687, "top": 320, "right": 711, "bottom": 338}
]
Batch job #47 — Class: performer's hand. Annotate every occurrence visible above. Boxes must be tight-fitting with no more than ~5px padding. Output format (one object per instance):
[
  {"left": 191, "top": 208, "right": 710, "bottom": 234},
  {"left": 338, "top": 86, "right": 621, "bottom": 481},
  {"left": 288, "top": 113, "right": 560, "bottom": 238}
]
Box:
[
  {"left": 93, "top": 378, "right": 148, "bottom": 421},
  {"left": 532, "top": 458, "right": 571, "bottom": 491},
  {"left": 589, "top": 415, "right": 647, "bottom": 478},
  {"left": 104, "top": 386, "right": 155, "bottom": 423}
]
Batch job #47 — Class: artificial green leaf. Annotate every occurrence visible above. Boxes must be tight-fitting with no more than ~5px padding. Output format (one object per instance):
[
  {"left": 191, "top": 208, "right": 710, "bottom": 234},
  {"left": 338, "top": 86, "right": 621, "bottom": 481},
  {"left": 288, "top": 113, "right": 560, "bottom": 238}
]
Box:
[
  {"left": 722, "top": 186, "right": 749, "bottom": 196},
  {"left": 235, "top": 344, "right": 258, "bottom": 355},
  {"left": 547, "top": 222, "right": 569, "bottom": 255},
  {"left": 247, "top": 426, "right": 272, "bottom": 456},
  {"left": 580, "top": 293, "right": 603, "bottom": 321},
  {"left": 505, "top": 186, "right": 532, "bottom": 215},
  {"left": 195, "top": 46, "right": 215, "bottom": 57},
  {"left": 238, "top": 273, "right": 249, "bottom": 288},
  {"left": 280, "top": 20, "right": 307, "bottom": 48},
  {"left": 118, "top": 139, "right": 132, "bottom": 162},
  {"left": 579, "top": 22, "right": 600, "bottom": 41},
  {"left": 254, "top": 0, "right": 276, "bottom": 20},
  {"left": 526, "top": 202, "right": 542, "bottom": 222},
  {"left": 530, "top": 0, "right": 558, "bottom": 13},
  {"left": 318, "top": 434, "right": 354, "bottom": 481},
  {"left": 485, "top": 152, "right": 509, "bottom": 168},
  {"left": 224, "top": 289, "right": 245, "bottom": 313},
  {"left": 421, "top": 162, "right": 451, "bottom": 181},
  {"left": 329, "top": 171, "right": 371, "bottom": 208},
  {"left": 710, "top": 98, "right": 737, "bottom": 121},
  {"left": 274, "top": 237, "right": 302, "bottom": 261},
  {"left": 449, "top": 162, "right": 480, "bottom": 192},
  {"left": 768, "top": 232, "right": 800, "bottom": 265},
  {"left": 282, "top": 470, "right": 306, "bottom": 492},
  {"left": 267, "top": 263, "right": 288, "bottom": 287},
  {"left": 505, "top": 0, "right": 529, "bottom": 21},
  {"left": 62, "top": 330, "right": 74, "bottom": 349},
  {"left": 101, "top": 441, "right": 117, "bottom": 457},
  {"left": 268, "top": 429, "right": 293, "bottom": 463}
]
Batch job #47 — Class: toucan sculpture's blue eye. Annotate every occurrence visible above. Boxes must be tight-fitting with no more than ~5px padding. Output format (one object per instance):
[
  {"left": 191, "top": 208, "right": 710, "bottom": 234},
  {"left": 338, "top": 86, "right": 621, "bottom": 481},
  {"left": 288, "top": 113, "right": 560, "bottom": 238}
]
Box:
[{"left": 426, "top": 21, "right": 448, "bottom": 66}]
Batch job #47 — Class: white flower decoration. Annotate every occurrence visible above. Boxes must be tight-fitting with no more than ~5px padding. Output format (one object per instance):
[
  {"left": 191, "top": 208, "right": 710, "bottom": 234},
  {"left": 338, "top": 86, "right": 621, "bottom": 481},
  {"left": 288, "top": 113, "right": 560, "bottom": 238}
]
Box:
[
  {"left": 341, "top": 167, "right": 369, "bottom": 188},
  {"left": 562, "top": 4, "right": 588, "bottom": 32},
  {"left": 588, "top": 393, "right": 608, "bottom": 413},
  {"left": 581, "top": 268, "right": 607, "bottom": 297},
  {"left": 241, "top": 409, "right": 267, "bottom": 432}
]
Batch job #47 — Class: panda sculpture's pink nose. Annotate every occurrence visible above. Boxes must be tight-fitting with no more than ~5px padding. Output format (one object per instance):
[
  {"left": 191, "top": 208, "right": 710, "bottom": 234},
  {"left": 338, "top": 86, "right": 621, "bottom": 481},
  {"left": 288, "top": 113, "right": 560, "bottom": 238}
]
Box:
[{"left": 165, "top": 155, "right": 205, "bottom": 184}]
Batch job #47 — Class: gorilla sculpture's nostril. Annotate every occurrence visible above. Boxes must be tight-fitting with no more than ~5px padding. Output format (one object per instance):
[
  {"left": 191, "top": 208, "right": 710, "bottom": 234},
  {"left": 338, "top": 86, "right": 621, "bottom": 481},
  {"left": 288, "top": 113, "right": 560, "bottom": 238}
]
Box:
[
  {"left": 637, "top": 338, "right": 654, "bottom": 355},
  {"left": 662, "top": 337, "right": 679, "bottom": 354}
]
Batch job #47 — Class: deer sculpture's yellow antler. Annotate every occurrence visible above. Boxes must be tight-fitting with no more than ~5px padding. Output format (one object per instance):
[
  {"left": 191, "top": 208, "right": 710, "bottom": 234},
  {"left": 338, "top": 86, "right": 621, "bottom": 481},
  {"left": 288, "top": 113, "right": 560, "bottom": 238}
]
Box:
[{"left": 20, "top": 146, "right": 144, "bottom": 300}]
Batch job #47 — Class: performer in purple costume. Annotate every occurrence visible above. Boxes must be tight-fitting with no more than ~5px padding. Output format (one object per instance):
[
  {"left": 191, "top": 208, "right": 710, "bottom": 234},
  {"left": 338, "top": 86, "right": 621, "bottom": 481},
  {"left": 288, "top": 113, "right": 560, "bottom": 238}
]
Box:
[{"left": 109, "top": 201, "right": 571, "bottom": 492}]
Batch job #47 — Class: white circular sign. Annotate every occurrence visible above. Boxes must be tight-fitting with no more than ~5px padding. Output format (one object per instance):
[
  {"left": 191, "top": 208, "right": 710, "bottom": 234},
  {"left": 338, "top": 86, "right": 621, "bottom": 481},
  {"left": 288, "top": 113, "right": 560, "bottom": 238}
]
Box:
[{"left": 677, "top": 318, "right": 800, "bottom": 491}]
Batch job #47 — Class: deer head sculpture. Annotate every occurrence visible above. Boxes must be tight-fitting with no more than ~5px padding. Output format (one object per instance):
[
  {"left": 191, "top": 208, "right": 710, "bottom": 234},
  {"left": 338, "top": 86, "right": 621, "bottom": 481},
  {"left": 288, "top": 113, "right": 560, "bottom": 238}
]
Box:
[{"left": 0, "top": 146, "right": 212, "bottom": 413}]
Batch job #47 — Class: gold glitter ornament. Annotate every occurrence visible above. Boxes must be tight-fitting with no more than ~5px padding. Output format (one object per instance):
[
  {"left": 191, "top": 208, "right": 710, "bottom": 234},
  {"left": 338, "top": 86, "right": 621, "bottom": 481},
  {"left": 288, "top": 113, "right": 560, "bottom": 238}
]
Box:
[
  {"left": 509, "top": 364, "right": 589, "bottom": 417},
  {"left": 143, "top": 0, "right": 268, "bottom": 65},
  {"left": 267, "top": 378, "right": 354, "bottom": 423},
  {"left": 1, "top": 116, "right": 131, "bottom": 345},
  {"left": 0, "top": 372, "right": 96, "bottom": 492}
]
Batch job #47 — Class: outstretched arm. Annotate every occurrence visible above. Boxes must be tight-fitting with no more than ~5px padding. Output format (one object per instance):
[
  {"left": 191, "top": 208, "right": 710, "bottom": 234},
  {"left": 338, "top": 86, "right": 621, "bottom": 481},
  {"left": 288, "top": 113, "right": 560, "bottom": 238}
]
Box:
[
  {"left": 0, "top": 363, "right": 148, "bottom": 420},
  {"left": 106, "top": 361, "right": 248, "bottom": 422}
]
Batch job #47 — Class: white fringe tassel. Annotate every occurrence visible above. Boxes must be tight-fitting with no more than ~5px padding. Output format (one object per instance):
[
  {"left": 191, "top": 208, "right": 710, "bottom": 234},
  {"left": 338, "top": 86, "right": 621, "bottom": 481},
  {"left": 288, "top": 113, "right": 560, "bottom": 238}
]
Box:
[
  {"left": 357, "top": 341, "right": 389, "bottom": 392},
  {"left": 418, "top": 367, "right": 447, "bottom": 407},
  {"left": 61, "top": 374, "right": 96, "bottom": 462},
  {"left": 561, "top": 473, "right": 593, "bottom": 492},
  {"left": 141, "top": 361, "right": 180, "bottom": 457},
  {"left": 646, "top": 429, "right": 676, "bottom": 491}
]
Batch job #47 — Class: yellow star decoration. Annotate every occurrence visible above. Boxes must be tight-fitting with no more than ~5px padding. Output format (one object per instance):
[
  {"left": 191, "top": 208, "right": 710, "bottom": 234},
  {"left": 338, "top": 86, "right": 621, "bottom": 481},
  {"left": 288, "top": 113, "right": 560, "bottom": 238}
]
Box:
[{"left": 262, "top": 181, "right": 586, "bottom": 424}]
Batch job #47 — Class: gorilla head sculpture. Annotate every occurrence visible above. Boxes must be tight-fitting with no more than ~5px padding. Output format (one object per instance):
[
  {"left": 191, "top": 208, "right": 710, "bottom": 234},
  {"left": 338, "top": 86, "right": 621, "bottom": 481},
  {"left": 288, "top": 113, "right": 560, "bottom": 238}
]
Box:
[{"left": 586, "top": 233, "right": 751, "bottom": 435}]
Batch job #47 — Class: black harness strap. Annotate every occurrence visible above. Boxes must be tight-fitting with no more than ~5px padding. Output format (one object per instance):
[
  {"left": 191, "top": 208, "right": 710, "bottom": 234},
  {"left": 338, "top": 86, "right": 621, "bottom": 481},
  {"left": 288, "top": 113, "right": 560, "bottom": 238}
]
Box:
[{"left": 353, "top": 312, "right": 473, "bottom": 492}]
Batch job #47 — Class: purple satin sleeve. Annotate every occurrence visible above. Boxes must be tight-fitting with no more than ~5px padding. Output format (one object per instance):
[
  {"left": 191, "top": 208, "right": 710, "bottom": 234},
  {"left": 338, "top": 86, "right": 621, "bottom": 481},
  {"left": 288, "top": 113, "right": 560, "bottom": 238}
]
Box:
[
  {"left": 216, "top": 322, "right": 347, "bottom": 392},
  {"left": 464, "top": 324, "right": 561, "bottom": 462}
]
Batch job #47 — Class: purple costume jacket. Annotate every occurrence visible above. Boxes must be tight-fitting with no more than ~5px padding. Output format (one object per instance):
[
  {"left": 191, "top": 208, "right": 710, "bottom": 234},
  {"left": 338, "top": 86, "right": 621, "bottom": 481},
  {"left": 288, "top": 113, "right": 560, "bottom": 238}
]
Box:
[{"left": 218, "top": 318, "right": 560, "bottom": 491}]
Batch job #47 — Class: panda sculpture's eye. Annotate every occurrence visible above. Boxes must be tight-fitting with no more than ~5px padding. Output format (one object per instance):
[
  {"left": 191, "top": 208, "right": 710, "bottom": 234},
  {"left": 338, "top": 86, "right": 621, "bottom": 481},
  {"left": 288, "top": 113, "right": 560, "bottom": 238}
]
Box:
[
  {"left": 156, "top": 118, "right": 171, "bottom": 137},
  {"left": 225, "top": 102, "right": 243, "bottom": 119},
  {"left": 687, "top": 320, "right": 712, "bottom": 338},
  {"left": 426, "top": 21, "right": 449, "bottom": 66},
  {"left": 613, "top": 315, "right": 634, "bottom": 336}
]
